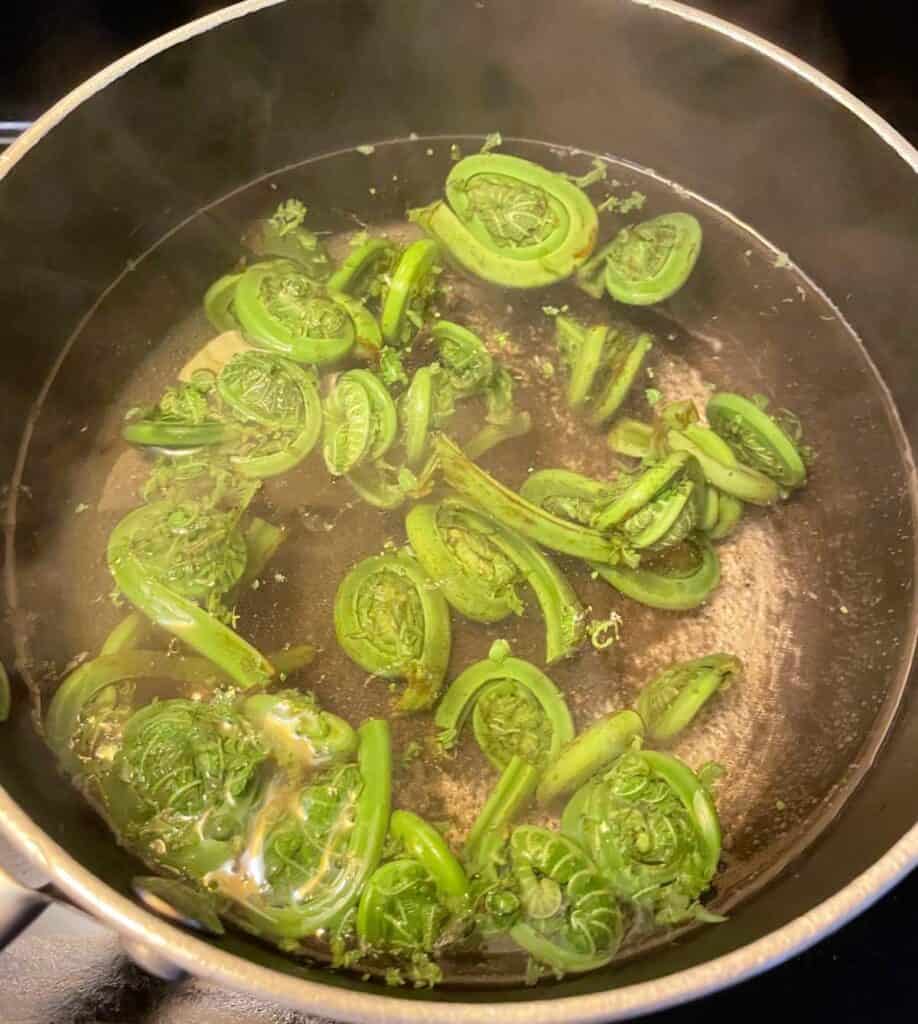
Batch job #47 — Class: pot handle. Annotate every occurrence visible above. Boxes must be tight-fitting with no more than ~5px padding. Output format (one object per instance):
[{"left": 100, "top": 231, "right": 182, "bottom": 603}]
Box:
[{"left": 0, "top": 864, "right": 51, "bottom": 948}]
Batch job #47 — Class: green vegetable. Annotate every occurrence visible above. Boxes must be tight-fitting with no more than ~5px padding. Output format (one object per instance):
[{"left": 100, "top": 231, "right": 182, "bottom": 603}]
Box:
[
  {"left": 562, "top": 749, "right": 721, "bottom": 924},
  {"left": 323, "top": 369, "right": 398, "bottom": 476},
  {"left": 524, "top": 456, "right": 704, "bottom": 565},
  {"left": 554, "top": 315, "right": 653, "bottom": 425},
  {"left": 464, "top": 755, "right": 540, "bottom": 875},
  {"left": 242, "top": 199, "right": 332, "bottom": 281},
  {"left": 232, "top": 261, "right": 380, "bottom": 363},
  {"left": 520, "top": 468, "right": 622, "bottom": 527},
  {"left": 666, "top": 421, "right": 777, "bottom": 507},
  {"left": 431, "top": 320, "right": 495, "bottom": 396},
  {"left": 389, "top": 809, "right": 469, "bottom": 901},
  {"left": 608, "top": 407, "right": 757, "bottom": 530},
  {"left": 406, "top": 501, "right": 523, "bottom": 623},
  {"left": 355, "top": 809, "right": 466, "bottom": 975},
  {"left": 123, "top": 377, "right": 233, "bottom": 450},
  {"left": 380, "top": 239, "right": 440, "bottom": 346},
  {"left": 400, "top": 364, "right": 455, "bottom": 467},
  {"left": 406, "top": 499, "right": 585, "bottom": 663},
  {"left": 536, "top": 710, "right": 644, "bottom": 806},
  {"left": 577, "top": 212, "right": 702, "bottom": 305},
  {"left": 218, "top": 352, "right": 323, "bottom": 477},
  {"left": 107, "top": 502, "right": 275, "bottom": 688},
  {"left": 203, "top": 272, "right": 243, "bottom": 332},
  {"left": 607, "top": 417, "right": 654, "bottom": 459},
  {"left": 433, "top": 435, "right": 622, "bottom": 565},
  {"left": 636, "top": 653, "right": 741, "bottom": 741},
  {"left": 328, "top": 237, "right": 398, "bottom": 300},
  {"left": 592, "top": 451, "right": 706, "bottom": 552},
  {"left": 356, "top": 858, "right": 451, "bottom": 958},
  {"left": 239, "top": 515, "right": 286, "bottom": 587},
  {"left": 508, "top": 826, "right": 623, "bottom": 973},
  {"left": 100, "top": 613, "right": 151, "bottom": 656},
  {"left": 594, "top": 536, "right": 720, "bottom": 611},
  {"left": 242, "top": 690, "right": 358, "bottom": 767},
  {"left": 377, "top": 346, "right": 409, "bottom": 390},
  {"left": 410, "top": 153, "right": 599, "bottom": 288},
  {"left": 346, "top": 461, "right": 417, "bottom": 510},
  {"left": 99, "top": 695, "right": 268, "bottom": 878},
  {"left": 124, "top": 353, "right": 323, "bottom": 480},
  {"left": 334, "top": 551, "right": 452, "bottom": 712},
  {"left": 47, "top": 649, "right": 223, "bottom": 773},
  {"left": 707, "top": 392, "right": 807, "bottom": 490},
  {"left": 463, "top": 411, "right": 532, "bottom": 460},
  {"left": 435, "top": 640, "right": 574, "bottom": 771},
  {"left": 223, "top": 718, "right": 391, "bottom": 941}
]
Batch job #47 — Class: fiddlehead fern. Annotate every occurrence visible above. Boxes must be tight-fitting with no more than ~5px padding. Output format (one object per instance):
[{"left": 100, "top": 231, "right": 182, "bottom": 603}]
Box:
[
  {"left": 507, "top": 826, "right": 624, "bottom": 973},
  {"left": 431, "top": 321, "right": 532, "bottom": 456},
  {"left": 204, "top": 272, "right": 243, "bottom": 333},
  {"left": 406, "top": 501, "right": 523, "bottom": 623},
  {"left": 356, "top": 810, "right": 468, "bottom": 970},
  {"left": 523, "top": 461, "right": 720, "bottom": 606},
  {"left": 433, "top": 435, "right": 623, "bottom": 565},
  {"left": 389, "top": 810, "right": 469, "bottom": 902},
  {"left": 435, "top": 639, "right": 574, "bottom": 771},
  {"left": 124, "top": 353, "right": 323, "bottom": 480},
  {"left": 554, "top": 315, "right": 654, "bottom": 426},
  {"left": 706, "top": 392, "right": 808, "bottom": 491},
  {"left": 122, "top": 375, "right": 232, "bottom": 451},
  {"left": 591, "top": 451, "right": 707, "bottom": 553},
  {"left": 356, "top": 859, "right": 452, "bottom": 962},
  {"left": 635, "top": 653, "right": 741, "bottom": 741},
  {"left": 431, "top": 320, "right": 495, "bottom": 397},
  {"left": 107, "top": 500, "right": 275, "bottom": 688},
  {"left": 380, "top": 239, "right": 441, "bottom": 346},
  {"left": 536, "top": 711, "right": 644, "bottom": 806},
  {"left": 242, "top": 199, "right": 333, "bottom": 281},
  {"left": 232, "top": 261, "right": 381, "bottom": 363},
  {"left": 406, "top": 499, "right": 585, "bottom": 663},
  {"left": 242, "top": 690, "right": 358, "bottom": 768},
  {"left": 345, "top": 461, "right": 423, "bottom": 511},
  {"left": 46, "top": 642, "right": 315, "bottom": 776},
  {"left": 608, "top": 406, "right": 757, "bottom": 538},
  {"left": 595, "top": 536, "right": 721, "bottom": 610},
  {"left": 46, "top": 649, "right": 230, "bottom": 776},
  {"left": 577, "top": 212, "right": 702, "bottom": 305},
  {"left": 322, "top": 369, "right": 398, "bottom": 476},
  {"left": 561, "top": 750, "right": 722, "bottom": 924},
  {"left": 410, "top": 153, "right": 598, "bottom": 288},
  {"left": 217, "top": 351, "right": 323, "bottom": 477},
  {"left": 400, "top": 364, "right": 455, "bottom": 467},
  {"left": 334, "top": 551, "right": 452, "bottom": 712},
  {"left": 327, "top": 236, "right": 399, "bottom": 301},
  {"left": 464, "top": 754, "right": 540, "bottom": 877},
  {"left": 100, "top": 694, "right": 268, "bottom": 878},
  {"left": 520, "top": 468, "right": 623, "bottom": 527},
  {"left": 220, "top": 718, "right": 391, "bottom": 942}
]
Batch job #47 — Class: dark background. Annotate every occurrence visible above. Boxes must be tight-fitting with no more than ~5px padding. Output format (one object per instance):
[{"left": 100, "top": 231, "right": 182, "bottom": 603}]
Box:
[{"left": 1, "top": 1, "right": 916, "bottom": 1021}]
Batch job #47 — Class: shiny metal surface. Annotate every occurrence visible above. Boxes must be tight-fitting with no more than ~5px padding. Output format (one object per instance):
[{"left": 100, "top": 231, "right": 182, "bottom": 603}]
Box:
[{"left": 0, "top": 1, "right": 916, "bottom": 1021}]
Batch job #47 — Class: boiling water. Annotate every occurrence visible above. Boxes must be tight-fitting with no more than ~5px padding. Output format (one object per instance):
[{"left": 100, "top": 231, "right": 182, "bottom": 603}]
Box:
[{"left": 10, "top": 138, "right": 913, "bottom": 985}]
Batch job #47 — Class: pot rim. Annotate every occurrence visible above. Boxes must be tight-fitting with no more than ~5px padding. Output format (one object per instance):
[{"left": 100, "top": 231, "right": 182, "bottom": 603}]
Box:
[{"left": 1, "top": 1, "right": 917, "bottom": 1021}]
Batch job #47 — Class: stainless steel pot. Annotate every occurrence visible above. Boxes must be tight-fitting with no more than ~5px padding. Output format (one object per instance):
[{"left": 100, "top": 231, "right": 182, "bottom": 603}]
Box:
[{"left": 0, "top": 1, "right": 916, "bottom": 1021}]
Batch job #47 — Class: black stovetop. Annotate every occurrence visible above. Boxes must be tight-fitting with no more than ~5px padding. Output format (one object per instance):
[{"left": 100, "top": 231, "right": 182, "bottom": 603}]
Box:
[{"left": 1, "top": 3, "right": 916, "bottom": 1021}]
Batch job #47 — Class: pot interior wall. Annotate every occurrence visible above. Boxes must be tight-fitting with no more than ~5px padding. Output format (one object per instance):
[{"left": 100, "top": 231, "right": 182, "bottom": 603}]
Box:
[{"left": 0, "top": 0, "right": 916, "bottom": 1004}]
